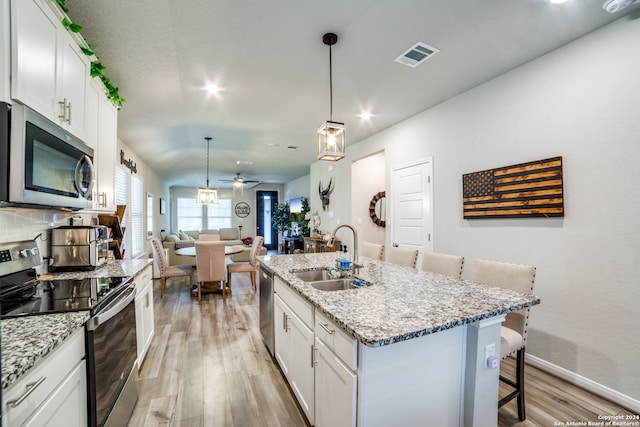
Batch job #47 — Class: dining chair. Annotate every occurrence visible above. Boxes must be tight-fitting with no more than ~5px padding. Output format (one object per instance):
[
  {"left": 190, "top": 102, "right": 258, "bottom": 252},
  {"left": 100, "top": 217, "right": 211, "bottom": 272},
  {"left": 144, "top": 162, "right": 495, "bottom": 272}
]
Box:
[
  {"left": 150, "top": 237, "right": 193, "bottom": 298},
  {"left": 199, "top": 234, "right": 220, "bottom": 241},
  {"left": 387, "top": 246, "right": 419, "bottom": 269},
  {"left": 194, "top": 240, "right": 226, "bottom": 302},
  {"left": 421, "top": 252, "right": 465, "bottom": 278},
  {"left": 226, "top": 236, "right": 264, "bottom": 294},
  {"left": 360, "top": 242, "right": 384, "bottom": 260},
  {"left": 472, "top": 258, "right": 536, "bottom": 421}
]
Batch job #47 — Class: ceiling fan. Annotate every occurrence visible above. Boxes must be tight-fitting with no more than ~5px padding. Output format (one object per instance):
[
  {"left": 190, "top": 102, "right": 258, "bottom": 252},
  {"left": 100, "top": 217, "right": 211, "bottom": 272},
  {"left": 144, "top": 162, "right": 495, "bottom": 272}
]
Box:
[{"left": 220, "top": 173, "right": 260, "bottom": 186}]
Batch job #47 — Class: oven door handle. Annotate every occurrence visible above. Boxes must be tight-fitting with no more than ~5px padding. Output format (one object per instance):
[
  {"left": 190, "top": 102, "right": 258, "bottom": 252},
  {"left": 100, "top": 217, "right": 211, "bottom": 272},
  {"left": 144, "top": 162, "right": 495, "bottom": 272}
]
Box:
[{"left": 86, "top": 285, "right": 136, "bottom": 331}]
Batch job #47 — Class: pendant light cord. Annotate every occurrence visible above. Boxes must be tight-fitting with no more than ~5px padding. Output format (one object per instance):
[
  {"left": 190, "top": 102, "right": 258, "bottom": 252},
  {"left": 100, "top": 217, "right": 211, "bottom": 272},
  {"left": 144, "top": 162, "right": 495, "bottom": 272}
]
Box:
[
  {"left": 205, "top": 137, "right": 212, "bottom": 188},
  {"left": 329, "top": 43, "right": 333, "bottom": 121}
]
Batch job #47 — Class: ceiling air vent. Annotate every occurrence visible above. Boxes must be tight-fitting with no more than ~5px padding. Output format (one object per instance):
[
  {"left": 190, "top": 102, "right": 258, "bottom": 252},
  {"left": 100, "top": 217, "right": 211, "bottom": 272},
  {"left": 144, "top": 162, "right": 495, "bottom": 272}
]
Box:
[{"left": 394, "top": 42, "right": 439, "bottom": 68}]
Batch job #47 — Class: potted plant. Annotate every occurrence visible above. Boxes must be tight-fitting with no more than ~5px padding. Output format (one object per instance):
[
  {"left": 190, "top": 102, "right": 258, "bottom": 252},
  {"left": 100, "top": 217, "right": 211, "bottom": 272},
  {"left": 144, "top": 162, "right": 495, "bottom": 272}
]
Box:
[{"left": 272, "top": 202, "right": 291, "bottom": 252}]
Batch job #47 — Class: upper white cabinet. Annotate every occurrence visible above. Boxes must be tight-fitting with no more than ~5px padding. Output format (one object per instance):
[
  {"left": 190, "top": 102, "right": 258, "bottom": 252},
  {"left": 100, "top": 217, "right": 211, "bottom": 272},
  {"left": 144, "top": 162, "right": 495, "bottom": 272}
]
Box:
[
  {"left": 11, "top": 0, "right": 89, "bottom": 140},
  {"left": 86, "top": 77, "right": 117, "bottom": 211},
  {"left": 0, "top": 0, "right": 10, "bottom": 102}
]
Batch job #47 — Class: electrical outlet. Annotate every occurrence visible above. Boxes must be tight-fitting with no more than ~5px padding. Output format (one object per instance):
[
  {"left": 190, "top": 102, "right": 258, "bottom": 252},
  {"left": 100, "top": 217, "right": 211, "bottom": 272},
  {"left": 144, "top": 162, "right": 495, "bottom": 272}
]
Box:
[{"left": 485, "top": 343, "right": 495, "bottom": 359}]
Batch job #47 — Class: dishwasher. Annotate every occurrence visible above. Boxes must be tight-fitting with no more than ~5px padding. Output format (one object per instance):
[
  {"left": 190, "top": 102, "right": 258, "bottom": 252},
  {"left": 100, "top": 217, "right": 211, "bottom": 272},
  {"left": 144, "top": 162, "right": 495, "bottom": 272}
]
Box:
[{"left": 259, "top": 264, "right": 275, "bottom": 357}]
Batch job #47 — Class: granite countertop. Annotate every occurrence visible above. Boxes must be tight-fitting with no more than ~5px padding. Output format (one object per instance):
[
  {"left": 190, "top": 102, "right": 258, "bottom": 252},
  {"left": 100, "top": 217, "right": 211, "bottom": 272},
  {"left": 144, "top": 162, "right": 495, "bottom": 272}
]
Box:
[
  {"left": 259, "top": 253, "right": 541, "bottom": 348},
  {"left": 1, "top": 312, "right": 90, "bottom": 390},
  {"left": 48, "top": 258, "right": 152, "bottom": 280},
  {"left": 1, "top": 259, "right": 152, "bottom": 390}
]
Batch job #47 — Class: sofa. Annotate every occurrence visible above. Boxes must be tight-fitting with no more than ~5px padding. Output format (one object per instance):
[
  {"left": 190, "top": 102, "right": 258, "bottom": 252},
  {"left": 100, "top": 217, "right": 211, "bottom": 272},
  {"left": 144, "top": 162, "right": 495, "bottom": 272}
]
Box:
[{"left": 162, "top": 228, "right": 265, "bottom": 265}]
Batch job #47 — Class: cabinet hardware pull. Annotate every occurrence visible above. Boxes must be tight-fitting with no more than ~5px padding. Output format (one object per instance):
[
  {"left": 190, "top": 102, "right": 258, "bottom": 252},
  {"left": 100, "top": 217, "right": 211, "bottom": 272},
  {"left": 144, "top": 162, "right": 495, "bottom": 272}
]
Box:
[
  {"left": 58, "top": 99, "right": 66, "bottom": 121},
  {"left": 282, "top": 312, "right": 287, "bottom": 331},
  {"left": 311, "top": 345, "right": 318, "bottom": 367},
  {"left": 66, "top": 101, "right": 71, "bottom": 124},
  {"left": 320, "top": 323, "right": 334, "bottom": 335},
  {"left": 6, "top": 376, "right": 46, "bottom": 408}
]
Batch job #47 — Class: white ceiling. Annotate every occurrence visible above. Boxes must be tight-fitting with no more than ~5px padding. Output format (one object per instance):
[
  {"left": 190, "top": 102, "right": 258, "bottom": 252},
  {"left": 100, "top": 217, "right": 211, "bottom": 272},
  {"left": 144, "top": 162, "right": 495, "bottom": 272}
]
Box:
[{"left": 66, "top": 0, "right": 639, "bottom": 188}]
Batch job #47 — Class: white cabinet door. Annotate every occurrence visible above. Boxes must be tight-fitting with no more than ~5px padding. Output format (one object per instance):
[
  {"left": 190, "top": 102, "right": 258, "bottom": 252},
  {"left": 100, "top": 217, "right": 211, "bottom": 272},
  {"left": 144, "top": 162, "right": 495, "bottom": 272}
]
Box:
[
  {"left": 135, "top": 266, "right": 155, "bottom": 366},
  {"left": 274, "top": 294, "right": 315, "bottom": 424},
  {"left": 58, "top": 30, "right": 88, "bottom": 139},
  {"left": 24, "top": 360, "right": 87, "bottom": 427},
  {"left": 274, "top": 295, "right": 292, "bottom": 379},
  {"left": 315, "top": 337, "right": 357, "bottom": 427},
  {"left": 11, "top": 0, "right": 89, "bottom": 139},
  {"left": 1, "top": 0, "right": 11, "bottom": 103},
  {"left": 10, "top": 0, "right": 58, "bottom": 116},
  {"left": 97, "top": 94, "right": 117, "bottom": 211},
  {"left": 85, "top": 78, "right": 117, "bottom": 210},
  {"left": 288, "top": 310, "right": 315, "bottom": 424}
]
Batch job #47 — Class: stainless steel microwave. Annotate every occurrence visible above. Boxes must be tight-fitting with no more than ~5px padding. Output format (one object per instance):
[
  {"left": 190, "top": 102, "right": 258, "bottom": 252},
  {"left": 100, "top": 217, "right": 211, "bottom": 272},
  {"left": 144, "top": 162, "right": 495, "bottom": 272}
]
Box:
[{"left": 0, "top": 102, "right": 95, "bottom": 210}]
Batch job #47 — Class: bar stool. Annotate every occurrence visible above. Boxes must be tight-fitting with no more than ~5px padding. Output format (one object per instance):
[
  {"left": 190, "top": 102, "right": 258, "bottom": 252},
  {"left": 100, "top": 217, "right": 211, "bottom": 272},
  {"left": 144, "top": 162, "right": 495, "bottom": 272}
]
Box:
[{"left": 472, "top": 258, "right": 536, "bottom": 421}]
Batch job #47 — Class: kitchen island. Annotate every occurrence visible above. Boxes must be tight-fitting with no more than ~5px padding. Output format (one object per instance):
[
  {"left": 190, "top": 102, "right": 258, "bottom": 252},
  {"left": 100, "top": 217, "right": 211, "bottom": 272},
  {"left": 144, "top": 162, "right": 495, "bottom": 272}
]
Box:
[{"left": 259, "top": 252, "right": 540, "bottom": 427}]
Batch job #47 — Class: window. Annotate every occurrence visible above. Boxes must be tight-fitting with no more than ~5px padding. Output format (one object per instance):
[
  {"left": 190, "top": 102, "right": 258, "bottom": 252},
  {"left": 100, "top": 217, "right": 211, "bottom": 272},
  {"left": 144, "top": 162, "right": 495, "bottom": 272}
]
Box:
[
  {"left": 115, "top": 167, "right": 145, "bottom": 257},
  {"left": 175, "top": 197, "right": 232, "bottom": 230},
  {"left": 207, "top": 199, "right": 232, "bottom": 229},
  {"left": 131, "top": 175, "right": 143, "bottom": 254}
]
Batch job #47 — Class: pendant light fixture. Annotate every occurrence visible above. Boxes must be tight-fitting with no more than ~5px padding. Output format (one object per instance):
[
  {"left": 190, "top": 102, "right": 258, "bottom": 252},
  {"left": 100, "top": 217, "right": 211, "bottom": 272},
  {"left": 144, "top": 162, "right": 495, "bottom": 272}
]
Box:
[
  {"left": 196, "top": 137, "right": 218, "bottom": 204},
  {"left": 317, "top": 32, "right": 345, "bottom": 162}
]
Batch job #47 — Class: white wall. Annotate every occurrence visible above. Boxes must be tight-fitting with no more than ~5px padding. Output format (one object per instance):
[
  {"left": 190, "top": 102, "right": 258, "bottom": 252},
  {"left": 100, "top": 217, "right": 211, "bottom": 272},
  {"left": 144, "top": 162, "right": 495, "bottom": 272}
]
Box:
[
  {"left": 351, "top": 151, "right": 386, "bottom": 245},
  {"left": 311, "top": 15, "right": 640, "bottom": 404},
  {"left": 284, "top": 174, "right": 310, "bottom": 202}
]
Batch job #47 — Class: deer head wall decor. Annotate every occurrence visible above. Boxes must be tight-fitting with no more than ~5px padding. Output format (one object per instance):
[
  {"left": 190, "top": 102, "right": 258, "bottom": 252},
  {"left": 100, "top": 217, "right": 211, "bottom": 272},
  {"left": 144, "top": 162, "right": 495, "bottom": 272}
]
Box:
[{"left": 318, "top": 178, "right": 334, "bottom": 211}]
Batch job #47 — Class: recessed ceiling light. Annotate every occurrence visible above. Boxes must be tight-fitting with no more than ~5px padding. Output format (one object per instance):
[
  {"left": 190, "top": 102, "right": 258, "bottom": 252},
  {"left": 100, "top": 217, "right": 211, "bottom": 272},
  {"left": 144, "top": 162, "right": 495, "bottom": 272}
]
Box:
[
  {"left": 359, "top": 112, "right": 373, "bottom": 121},
  {"left": 205, "top": 84, "right": 220, "bottom": 94},
  {"left": 549, "top": 0, "right": 567, "bottom": 4},
  {"left": 236, "top": 160, "right": 254, "bottom": 165},
  {"left": 267, "top": 143, "right": 280, "bottom": 148}
]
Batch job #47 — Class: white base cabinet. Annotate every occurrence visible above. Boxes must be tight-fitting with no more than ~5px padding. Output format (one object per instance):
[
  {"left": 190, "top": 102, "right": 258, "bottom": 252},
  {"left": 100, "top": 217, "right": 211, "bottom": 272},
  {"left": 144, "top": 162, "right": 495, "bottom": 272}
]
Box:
[
  {"left": 135, "top": 264, "right": 155, "bottom": 367},
  {"left": 273, "top": 277, "right": 504, "bottom": 427},
  {"left": 2, "top": 327, "right": 86, "bottom": 427},
  {"left": 274, "top": 278, "right": 315, "bottom": 424},
  {"left": 314, "top": 336, "right": 357, "bottom": 427}
]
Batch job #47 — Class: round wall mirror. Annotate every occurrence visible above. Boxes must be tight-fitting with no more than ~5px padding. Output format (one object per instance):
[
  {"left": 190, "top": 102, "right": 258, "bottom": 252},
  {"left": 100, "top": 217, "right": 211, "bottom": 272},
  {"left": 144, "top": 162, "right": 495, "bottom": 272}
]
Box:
[{"left": 368, "top": 191, "right": 386, "bottom": 227}]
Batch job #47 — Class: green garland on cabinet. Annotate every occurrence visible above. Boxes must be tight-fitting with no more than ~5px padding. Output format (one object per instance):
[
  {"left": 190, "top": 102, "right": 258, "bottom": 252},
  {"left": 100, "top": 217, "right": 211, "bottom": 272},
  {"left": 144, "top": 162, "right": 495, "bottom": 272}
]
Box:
[{"left": 56, "top": 0, "right": 126, "bottom": 109}]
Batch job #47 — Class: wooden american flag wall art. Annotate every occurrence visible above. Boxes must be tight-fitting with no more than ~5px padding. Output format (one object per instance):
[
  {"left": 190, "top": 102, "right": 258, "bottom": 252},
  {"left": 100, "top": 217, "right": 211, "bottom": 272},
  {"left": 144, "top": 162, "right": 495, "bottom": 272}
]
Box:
[{"left": 462, "top": 156, "right": 564, "bottom": 219}]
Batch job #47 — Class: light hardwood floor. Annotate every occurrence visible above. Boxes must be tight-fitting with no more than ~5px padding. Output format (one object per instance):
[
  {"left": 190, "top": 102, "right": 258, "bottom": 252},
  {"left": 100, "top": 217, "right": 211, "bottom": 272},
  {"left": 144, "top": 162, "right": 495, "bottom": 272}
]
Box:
[{"left": 130, "top": 273, "right": 635, "bottom": 427}]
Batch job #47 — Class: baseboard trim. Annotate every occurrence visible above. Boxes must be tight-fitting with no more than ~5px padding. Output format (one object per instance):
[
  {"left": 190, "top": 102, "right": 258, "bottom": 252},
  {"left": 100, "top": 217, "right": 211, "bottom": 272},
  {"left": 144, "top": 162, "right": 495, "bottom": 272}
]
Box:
[{"left": 526, "top": 354, "right": 640, "bottom": 413}]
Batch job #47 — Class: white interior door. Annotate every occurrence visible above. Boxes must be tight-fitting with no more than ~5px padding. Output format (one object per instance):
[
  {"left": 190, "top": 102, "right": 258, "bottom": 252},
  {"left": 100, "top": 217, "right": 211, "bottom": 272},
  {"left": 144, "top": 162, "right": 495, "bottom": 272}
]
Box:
[{"left": 390, "top": 158, "right": 434, "bottom": 265}]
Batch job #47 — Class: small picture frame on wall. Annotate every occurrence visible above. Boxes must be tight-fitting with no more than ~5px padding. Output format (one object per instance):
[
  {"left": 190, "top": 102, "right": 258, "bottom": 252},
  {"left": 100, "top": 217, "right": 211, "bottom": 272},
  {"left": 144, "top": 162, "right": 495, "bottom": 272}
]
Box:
[{"left": 159, "top": 198, "right": 167, "bottom": 215}]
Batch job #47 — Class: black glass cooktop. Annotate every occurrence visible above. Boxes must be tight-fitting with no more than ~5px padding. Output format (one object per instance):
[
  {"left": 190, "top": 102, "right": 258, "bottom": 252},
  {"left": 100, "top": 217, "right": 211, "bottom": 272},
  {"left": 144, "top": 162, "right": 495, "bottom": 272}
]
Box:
[{"left": 0, "top": 275, "right": 131, "bottom": 318}]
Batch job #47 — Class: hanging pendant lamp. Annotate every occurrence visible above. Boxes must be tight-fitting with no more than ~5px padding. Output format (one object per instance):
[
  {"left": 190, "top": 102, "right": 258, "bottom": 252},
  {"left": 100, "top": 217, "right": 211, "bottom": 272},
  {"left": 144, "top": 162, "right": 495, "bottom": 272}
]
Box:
[
  {"left": 318, "top": 32, "right": 345, "bottom": 162},
  {"left": 196, "top": 137, "right": 218, "bottom": 204}
]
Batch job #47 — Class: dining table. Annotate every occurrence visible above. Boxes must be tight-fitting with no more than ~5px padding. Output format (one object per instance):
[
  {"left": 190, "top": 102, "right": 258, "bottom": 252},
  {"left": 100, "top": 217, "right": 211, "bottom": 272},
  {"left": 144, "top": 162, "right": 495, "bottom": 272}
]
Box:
[
  {"left": 175, "top": 245, "right": 245, "bottom": 296},
  {"left": 174, "top": 245, "right": 245, "bottom": 257}
]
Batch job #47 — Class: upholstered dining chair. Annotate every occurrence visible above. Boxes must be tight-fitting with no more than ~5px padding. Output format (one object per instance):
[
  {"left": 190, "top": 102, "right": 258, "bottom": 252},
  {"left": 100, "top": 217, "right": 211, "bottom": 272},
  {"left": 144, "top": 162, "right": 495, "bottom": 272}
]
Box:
[
  {"left": 472, "top": 259, "right": 536, "bottom": 421},
  {"left": 199, "top": 234, "right": 220, "bottom": 241},
  {"left": 150, "top": 237, "right": 193, "bottom": 298},
  {"left": 194, "top": 241, "right": 226, "bottom": 302},
  {"left": 421, "top": 252, "right": 465, "bottom": 278},
  {"left": 360, "top": 242, "right": 384, "bottom": 261},
  {"left": 226, "top": 236, "right": 264, "bottom": 294},
  {"left": 387, "top": 246, "right": 419, "bottom": 269}
]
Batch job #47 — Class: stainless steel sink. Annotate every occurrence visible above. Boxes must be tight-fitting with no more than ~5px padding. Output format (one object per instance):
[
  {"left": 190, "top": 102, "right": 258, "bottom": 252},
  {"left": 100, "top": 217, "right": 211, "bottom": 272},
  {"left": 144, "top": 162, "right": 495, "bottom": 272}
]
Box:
[
  {"left": 308, "top": 278, "right": 369, "bottom": 292},
  {"left": 294, "top": 269, "right": 331, "bottom": 282}
]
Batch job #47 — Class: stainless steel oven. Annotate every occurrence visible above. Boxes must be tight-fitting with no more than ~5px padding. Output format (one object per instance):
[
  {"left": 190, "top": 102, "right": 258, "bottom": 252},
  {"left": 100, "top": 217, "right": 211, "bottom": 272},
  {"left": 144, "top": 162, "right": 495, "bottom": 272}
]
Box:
[
  {"left": 86, "top": 283, "right": 138, "bottom": 427},
  {"left": 0, "top": 101, "right": 95, "bottom": 210}
]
